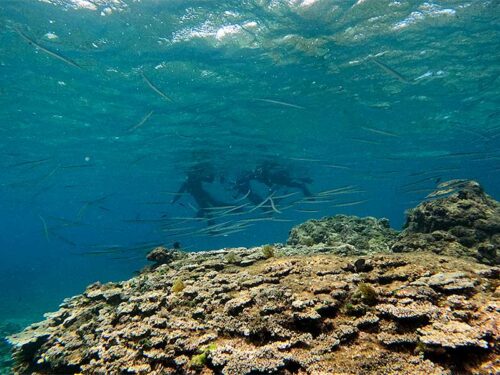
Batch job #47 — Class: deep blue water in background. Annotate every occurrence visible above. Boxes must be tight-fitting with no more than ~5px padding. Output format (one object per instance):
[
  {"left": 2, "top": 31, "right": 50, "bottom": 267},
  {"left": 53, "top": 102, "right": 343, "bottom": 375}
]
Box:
[{"left": 0, "top": 0, "right": 499, "bottom": 337}]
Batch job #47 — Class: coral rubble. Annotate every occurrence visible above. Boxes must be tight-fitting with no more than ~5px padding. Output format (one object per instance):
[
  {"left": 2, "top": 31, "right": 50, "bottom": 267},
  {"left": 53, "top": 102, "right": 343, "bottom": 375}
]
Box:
[{"left": 6, "top": 181, "right": 500, "bottom": 374}]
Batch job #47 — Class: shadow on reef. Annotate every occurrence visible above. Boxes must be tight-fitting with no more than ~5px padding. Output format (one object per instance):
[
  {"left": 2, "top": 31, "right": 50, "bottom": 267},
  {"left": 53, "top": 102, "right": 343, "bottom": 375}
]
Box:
[{"left": 5, "top": 180, "right": 500, "bottom": 375}]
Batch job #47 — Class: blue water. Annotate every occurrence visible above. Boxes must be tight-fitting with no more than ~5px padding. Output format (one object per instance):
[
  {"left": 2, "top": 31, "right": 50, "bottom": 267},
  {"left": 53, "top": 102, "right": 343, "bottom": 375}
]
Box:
[{"left": 0, "top": 0, "right": 498, "bottom": 351}]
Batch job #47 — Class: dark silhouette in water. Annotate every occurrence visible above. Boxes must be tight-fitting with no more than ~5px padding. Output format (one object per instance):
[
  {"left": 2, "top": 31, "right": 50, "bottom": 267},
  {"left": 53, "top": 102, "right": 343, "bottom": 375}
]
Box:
[
  {"left": 255, "top": 160, "right": 312, "bottom": 197},
  {"left": 171, "top": 163, "right": 228, "bottom": 218},
  {"left": 234, "top": 171, "right": 268, "bottom": 206},
  {"left": 234, "top": 160, "right": 313, "bottom": 207}
]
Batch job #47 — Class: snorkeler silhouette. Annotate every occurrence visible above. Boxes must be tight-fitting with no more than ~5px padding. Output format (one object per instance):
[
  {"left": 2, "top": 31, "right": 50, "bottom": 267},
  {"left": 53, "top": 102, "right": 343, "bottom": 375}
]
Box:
[
  {"left": 234, "top": 171, "right": 268, "bottom": 206},
  {"left": 171, "top": 163, "right": 229, "bottom": 218},
  {"left": 233, "top": 160, "right": 313, "bottom": 206},
  {"left": 255, "top": 160, "right": 312, "bottom": 197}
]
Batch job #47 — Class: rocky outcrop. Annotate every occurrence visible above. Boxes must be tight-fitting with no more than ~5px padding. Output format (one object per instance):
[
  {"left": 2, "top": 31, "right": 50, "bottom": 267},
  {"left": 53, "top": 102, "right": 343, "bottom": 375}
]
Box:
[
  {"left": 393, "top": 180, "right": 500, "bottom": 265},
  {"left": 146, "top": 246, "right": 187, "bottom": 268},
  {"left": 287, "top": 215, "right": 398, "bottom": 255},
  {"left": 8, "top": 248, "right": 499, "bottom": 375}
]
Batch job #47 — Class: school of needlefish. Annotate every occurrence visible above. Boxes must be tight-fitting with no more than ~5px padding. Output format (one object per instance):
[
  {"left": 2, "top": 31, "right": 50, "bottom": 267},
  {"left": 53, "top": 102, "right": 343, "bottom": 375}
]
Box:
[{"left": 5, "top": 19, "right": 498, "bottom": 260}]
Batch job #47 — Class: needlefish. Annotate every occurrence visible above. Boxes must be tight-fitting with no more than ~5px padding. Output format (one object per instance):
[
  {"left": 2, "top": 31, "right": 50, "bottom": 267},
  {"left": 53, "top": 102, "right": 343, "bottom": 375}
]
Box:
[
  {"left": 14, "top": 27, "right": 81, "bottom": 69},
  {"left": 141, "top": 72, "right": 174, "bottom": 102},
  {"left": 371, "top": 57, "right": 410, "bottom": 84}
]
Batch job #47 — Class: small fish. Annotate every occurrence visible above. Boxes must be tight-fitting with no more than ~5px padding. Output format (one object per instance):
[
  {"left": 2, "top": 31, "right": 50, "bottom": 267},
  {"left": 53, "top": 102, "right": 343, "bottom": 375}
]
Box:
[
  {"left": 161, "top": 191, "right": 188, "bottom": 196},
  {"left": 61, "top": 164, "right": 95, "bottom": 169},
  {"left": 234, "top": 189, "right": 251, "bottom": 202},
  {"left": 127, "top": 110, "right": 154, "bottom": 133},
  {"left": 38, "top": 215, "right": 50, "bottom": 242},
  {"left": 399, "top": 175, "right": 441, "bottom": 189},
  {"left": 323, "top": 164, "right": 352, "bottom": 170},
  {"left": 141, "top": 72, "right": 173, "bottom": 102},
  {"left": 402, "top": 188, "right": 435, "bottom": 195},
  {"left": 255, "top": 98, "right": 305, "bottom": 109},
  {"left": 371, "top": 57, "right": 410, "bottom": 84},
  {"left": 204, "top": 205, "right": 240, "bottom": 211},
  {"left": 249, "top": 192, "right": 276, "bottom": 213},
  {"left": 239, "top": 217, "right": 276, "bottom": 223},
  {"left": 426, "top": 188, "right": 456, "bottom": 198},
  {"left": 436, "top": 179, "right": 470, "bottom": 189},
  {"left": 219, "top": 203, "right": 250, "bottom": 215},
  {"left": 273, "top": 192, "right": 300, "bottom": 200},
  {"left": 9, "top": 158, "right": 51, "bottom": 168},
  {"left": 268, "top": 197, "right": 282, "bottom": 214},
  {"left": 331, "top": 200, "right": 368, "bottom": 207},
  {"left": 14, "top": 27, "right": 81, "bottom": 69},
  {"left": 317, "top": 185, "right": 357, "bottom": 196},
  {"left": 50, "top": 231, "right": 77, "bottom": 247},
  {"left": 349, "top": 138, "right": 381, "bottom": 145},
  {"left": 161, "top": 226, "right": 196, "bottom": 233},
  {"left": 48, "top": 216, "right": 85, "bottom": 227},
  {"left": 298, "top": 199, "right": 334, "bottom": 204},
  {"left": 288, "top": 157, "right": 324, "bottom": 162},
  {"left": 361, "top": 126, "right": 400, "bottom": 138},
  {"left": 436, "top": 151, "right": 484, "bottom": 159}
]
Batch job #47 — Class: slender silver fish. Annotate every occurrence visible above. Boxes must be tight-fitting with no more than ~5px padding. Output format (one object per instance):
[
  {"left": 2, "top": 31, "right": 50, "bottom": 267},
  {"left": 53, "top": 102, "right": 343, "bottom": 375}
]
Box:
[
  {"left": 255, "top": 98, "right": 305, "bottom": 109},
  {"left": 371, "top": 57, "right": 410, "bottom": 84},
  {"left": 38, "top": 215, "right": 50, "bottom": 242},
  {"left": 141, "top": 72, "right": 173, "bottom": 102},
  {"left": 127, "top": 110, "right": 154, "bottom": 133},
  {"left": 14, "top": 27, "right": 81, "bottom": 69}
]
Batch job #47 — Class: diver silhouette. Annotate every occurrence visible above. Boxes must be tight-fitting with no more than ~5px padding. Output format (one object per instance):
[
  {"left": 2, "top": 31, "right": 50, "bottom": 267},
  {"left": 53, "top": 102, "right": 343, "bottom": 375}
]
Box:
[
  {"left": 171, "top": 163, "right": 228, "bottom": 218},
  {"left": 233, "top": 160, "right": 313, "bottom": 206},
  {"left": 255, "top": 160, "right": 312, "bottom": 197}
]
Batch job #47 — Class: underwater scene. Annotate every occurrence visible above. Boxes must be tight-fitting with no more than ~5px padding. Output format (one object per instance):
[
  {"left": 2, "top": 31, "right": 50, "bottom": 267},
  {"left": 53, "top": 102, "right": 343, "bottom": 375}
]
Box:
[{"left": 1, "top": 0, "right": 499, "bottom": 374}]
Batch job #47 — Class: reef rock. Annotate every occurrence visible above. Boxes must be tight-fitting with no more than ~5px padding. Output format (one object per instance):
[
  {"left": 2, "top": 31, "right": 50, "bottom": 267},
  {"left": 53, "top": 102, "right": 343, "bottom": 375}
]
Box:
[
  {"left": 392, "top": 180, "right": 500, "bottom": 265},
  {"left": 146, "top": 246, "right": 187, "bottom": 267},
  {"left": 286, "top": 215, "right": 398, "bottom": 255},
  {"left": 8, "top": 248, "right": 499, "bottom": 375}
]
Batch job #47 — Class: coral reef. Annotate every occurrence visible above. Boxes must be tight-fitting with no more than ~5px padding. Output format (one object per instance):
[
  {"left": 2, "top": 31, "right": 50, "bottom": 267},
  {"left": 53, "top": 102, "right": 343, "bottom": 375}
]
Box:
[
  {"left": 8, "top": 248, "right": 499, "bottom": 375},
  {"left": 287, "top": 214, "right": 398, "bottom": 255},
  {"left": 6, "top": 180, "right": 500, "bottom": 374},
  {"left": 393, "top": 180, "right": 500, "bottom": 265},
  {"left": 146, "top": 246, "right": 187, "bottom": 268}
]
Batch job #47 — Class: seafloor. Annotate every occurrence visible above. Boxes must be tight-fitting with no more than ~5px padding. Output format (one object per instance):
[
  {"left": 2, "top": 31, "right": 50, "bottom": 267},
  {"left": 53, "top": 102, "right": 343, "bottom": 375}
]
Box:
[{"left": 6, "top": 181, "right": 500, "bottom": 374}]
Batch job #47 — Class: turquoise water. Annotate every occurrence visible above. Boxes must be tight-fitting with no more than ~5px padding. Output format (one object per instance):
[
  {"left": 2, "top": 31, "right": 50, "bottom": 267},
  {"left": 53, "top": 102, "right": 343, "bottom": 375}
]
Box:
[{"left": 0, "top": 0, "right": 498, "bottom": 364}]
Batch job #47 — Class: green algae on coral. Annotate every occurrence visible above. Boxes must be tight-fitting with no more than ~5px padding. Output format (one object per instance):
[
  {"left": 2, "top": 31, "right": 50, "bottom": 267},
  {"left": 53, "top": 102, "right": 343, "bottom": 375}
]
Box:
[
  {"left": 356, "top": 283, "right": 378, "bottom": 306},
  {"left": 189, "top": 343, "right": 217, "bottom": 368},
  {"left": 171, "top": 278, "right": 185, "bottom": 293},
  {"left": 262, "top": 244, "right": 275, "bottom": 259}
]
